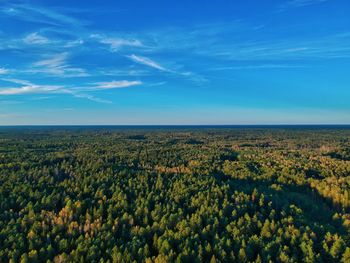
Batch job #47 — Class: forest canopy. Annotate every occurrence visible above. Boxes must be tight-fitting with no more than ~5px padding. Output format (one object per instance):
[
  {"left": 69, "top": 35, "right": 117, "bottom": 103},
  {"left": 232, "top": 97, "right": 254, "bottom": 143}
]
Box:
[{"left": 0, "top": 127, "right": 349, "bottom": 262}]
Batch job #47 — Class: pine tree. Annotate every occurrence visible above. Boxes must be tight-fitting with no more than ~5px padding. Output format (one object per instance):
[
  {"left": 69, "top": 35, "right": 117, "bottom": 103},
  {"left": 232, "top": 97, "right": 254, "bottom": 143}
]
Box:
[
  {"left": 239, "top": 248, "right": 247, "bottom": 262},
  {"left": 341, "top": 247, "right": 350, "bottom": 263}
]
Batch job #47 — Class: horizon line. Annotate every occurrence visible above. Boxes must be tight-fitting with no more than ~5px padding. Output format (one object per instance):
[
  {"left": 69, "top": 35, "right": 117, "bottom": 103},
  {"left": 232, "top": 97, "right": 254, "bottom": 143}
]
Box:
[{"left": 1, "top": 124, "right": 350, "bottom": 127}]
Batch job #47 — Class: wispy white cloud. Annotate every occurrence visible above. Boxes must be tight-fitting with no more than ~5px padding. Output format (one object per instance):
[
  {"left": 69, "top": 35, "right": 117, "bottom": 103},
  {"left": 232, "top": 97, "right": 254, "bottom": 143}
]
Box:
[
  {"left": 92, "top": 34, "right": 143, "bottom": 51},
  {"left": 34, "top": 52, "right": 67, "bottom": 67},
  {"left": 103, "top": 38, "right": 142, "bottom": 51},
  {"left": 31, "top": 53, "right": 88, "bottom": 77},
  {"left": 207, "top": 64, "right": 307, "bottom": 71},
  {"left": 125, "top": 54, "right": 206, "bottom": 83},
  {"left": 63, "top": 39, "right": 84, "bottom": 48},
  {"left": 69, "top": 92, "right": 111, "bottom": 104},
  {"left": 197, "top": 32, "right": 350, "bottom": 61},
  {"left": 278, "top": 0, "right": 329, "bottom": 11},
  {"left": 23, "top": 32, "right": 50, "bottom": 45},
  {"left": 0, "top": 68, "right": 9, "bottom": 74},
  {"left": 0, "top": 78, "right": 108, "bottom": 103},
  {"left": 0, "top": 81, "right": 62, "bottom": 95},
  {"left": 1, "top": 4, "right": 85, "bottom": 27},
  {"left": 98, "top": 69, "right": 150, "bottom": 77},
  {"left": 126, "top": 54, "right": 169, "bottom": 72},
  {"left": 1, "top": 78, "right": 33, "bottom": 86},
  {"left": 0, "top": 30, "right": 83, "bottom": 52},
  {"left": 146, "top": 81, "right": 166, "bottom": 87},
  {"left": 136, "top": 22, "right": 350, "bottom": 61},
  {"left": 95, "top": 80, "right": 142, "bottom": 89},
  {"left": 0, "top": 78, "right": 142, "bottom": 103}
]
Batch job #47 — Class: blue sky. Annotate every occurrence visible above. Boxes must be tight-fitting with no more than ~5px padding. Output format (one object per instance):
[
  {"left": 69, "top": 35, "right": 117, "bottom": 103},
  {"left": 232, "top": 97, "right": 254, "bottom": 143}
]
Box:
[{"left": 0, "top": 0, "right": 349, "bottom": 124}]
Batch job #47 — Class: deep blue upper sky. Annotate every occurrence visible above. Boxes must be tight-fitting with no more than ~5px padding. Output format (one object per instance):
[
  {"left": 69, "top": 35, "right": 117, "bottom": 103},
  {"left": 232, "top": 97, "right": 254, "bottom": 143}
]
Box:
[{"left": 0, "top": 0, "right": 349, "bottom": 124}]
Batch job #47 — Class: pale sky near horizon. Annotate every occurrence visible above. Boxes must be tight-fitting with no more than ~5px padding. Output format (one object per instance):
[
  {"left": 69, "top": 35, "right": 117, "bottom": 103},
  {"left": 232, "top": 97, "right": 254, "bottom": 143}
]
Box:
[{"left": 1, "top": 0, "right": 350, "bottom": 124}]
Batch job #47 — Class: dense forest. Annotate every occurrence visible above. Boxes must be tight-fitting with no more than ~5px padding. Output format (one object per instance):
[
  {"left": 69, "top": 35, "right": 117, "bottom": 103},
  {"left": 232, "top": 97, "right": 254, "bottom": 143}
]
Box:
[{"left": 0, "top": 126, "right": 349, "bottom": 263}]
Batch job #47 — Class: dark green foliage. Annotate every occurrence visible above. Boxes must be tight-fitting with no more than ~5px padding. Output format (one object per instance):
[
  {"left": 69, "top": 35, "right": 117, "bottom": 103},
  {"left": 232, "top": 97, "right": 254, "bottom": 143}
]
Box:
[{"left": 0, "top": 127, "right": 349, "bottom": 262}]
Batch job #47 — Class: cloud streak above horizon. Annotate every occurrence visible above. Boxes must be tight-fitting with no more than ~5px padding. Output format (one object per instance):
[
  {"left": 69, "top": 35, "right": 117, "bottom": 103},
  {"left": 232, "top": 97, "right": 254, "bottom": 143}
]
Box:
[
  {"left": 95, "top": 80, "right": 142, "bottom": 89},
  {"left": 0, "top": 78, "right": 142, "bottom": 103},
  {"left": 126, "top": 54, "right": 169, "bottom": 72}
]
